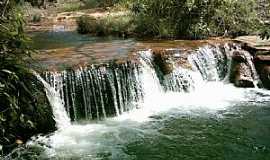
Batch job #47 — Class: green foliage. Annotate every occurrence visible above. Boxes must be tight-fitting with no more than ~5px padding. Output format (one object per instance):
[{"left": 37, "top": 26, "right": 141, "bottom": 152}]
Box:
[
  {"left": 32, "top": 13, "right": 42, "bottom": 22},
  {"left": 0, "top": 0, "right": 56, "bottom": 154},
  {"left": 132, "top": 0, "right": 260, "bottom": 39},
  {"left": 0, "top": 4, "right": 31, "bottom": 62},
  {"left": 260, "top": 24, "right": 270, "bottom": 39},
  {"left": 61, "top": 2, "right": 83, "bottom": 12},
  {"left": 77, "top": 14, "right": 134, "bottom": 37},
  {"left": 209, "top": 0, "right": 259, "bottom": 37},
  {"left": 25, "top": 0, "right": 57, "bottom": 8},
  {"left": 82, "top": 0, "right": 120, "bottom": 8},
  {"left": 77, "top": 16, "right": 100, "bottom": 34}
]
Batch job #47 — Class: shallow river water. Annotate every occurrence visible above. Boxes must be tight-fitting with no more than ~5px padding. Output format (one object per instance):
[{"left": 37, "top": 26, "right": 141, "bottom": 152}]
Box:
[{"left": 6, "top": 32, "right": 270, "bottom": 160}]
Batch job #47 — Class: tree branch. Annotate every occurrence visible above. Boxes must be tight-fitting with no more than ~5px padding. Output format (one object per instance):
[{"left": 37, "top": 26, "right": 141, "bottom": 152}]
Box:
[{"left": 1, "top": 0, "right": 10, "bottom": 18}]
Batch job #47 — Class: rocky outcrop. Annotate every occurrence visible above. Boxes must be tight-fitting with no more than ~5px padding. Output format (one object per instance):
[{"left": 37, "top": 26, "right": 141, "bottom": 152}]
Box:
[
  {"left": 0, "top": 72, "right": 56, "bottom": 154},
  {"left": 152, "top": 49, "right": 191, "bottom": 75},
  {"left": 152, "top": 49, "right": 175, "bottom": 75},
  {"left": 255, "top": 54, "right": 270, "bottom": 89},
  {"left": 232, "top": 63, "right": 255, "bottom": 87},
  {"left": 229, "top": 50, "right": 256, "bottom": 88}
]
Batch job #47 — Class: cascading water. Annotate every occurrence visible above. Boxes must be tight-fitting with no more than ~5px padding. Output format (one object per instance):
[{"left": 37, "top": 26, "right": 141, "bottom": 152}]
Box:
[
  {"left": 44, "top": 61, "right": 144, "bottom": 121},
  {"left": 34, "top": 72, "right": 71, "bottom": 129},
  {"left": 188, "top": 44, "right": 232, "bottom": 81},
  {"left": 9, "top": 43, "right": 270, "bottom": 160},
  {"left": 40, "top": 44, "right": 245, "bottom": 122},
  {"left": 243, "top": 51, "right": 262, "bottom": 87}
]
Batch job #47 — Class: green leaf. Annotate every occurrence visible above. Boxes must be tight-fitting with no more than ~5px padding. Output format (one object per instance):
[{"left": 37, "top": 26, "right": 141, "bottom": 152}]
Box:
[
  {"left": 20, "top": 114, "right": 25, "bottom": 123},
  {"left": 0, "top": 114, "right": 6, "bottom": 122},
  {"left": 27, "top": 120, "right": 35, "bottom": 128}
]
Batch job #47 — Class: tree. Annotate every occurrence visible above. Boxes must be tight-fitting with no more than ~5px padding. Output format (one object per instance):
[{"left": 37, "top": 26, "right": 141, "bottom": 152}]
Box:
[{"left": 0, "top": 0, "right": 56, "bottom": 154}]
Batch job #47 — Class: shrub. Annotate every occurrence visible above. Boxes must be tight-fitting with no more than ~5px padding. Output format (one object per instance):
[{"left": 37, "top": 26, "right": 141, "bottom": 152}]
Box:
[
  {"left": 61, "top": 3, "right": 83, "bottom": 12},
  {"left": 77, "top": 14, "right": 134, "bottom": 37},
  {"left": 133, "top": 0, "right": 260, "bottom": 39},
  {"left": 32, "top": 14, "right": 42, "bottom": 22},
  {"left": 260, "top": 24, "right": 270, "bottom": 39},
  {"left": 208, "top": 0, "right": 259, "bottom": 37},
  {"left": 77, "top": 16, "right": 102, "bottom": 34},
  {"left": 82, "top": 0, "right": 120, "bottom": 8},
  {"left": 0, "top": 0, "right": 56, "bottom": 154}
]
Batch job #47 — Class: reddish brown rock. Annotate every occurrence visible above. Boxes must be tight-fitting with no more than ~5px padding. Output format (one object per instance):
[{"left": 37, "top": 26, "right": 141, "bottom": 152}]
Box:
[
  {"left": 232, "top": 50, "right": 247, "bottom": 62},
  {"left": 255, "top": 55, "right": 270, "bottom": 64},
  {"left": 152, "top": 49, "right": 192, "bottom": 75},
  {"left": 233, "top": 63, "right": 255, "bottom": 88},
  {"left": 152, "top": 49, "right": 175, "bottom": 75},
  {"left": 230, "top": 50, "right": 255, "bottom": 88}
]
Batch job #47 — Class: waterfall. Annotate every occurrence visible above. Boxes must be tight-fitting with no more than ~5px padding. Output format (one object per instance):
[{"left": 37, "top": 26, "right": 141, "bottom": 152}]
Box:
[
  {"left": 244, "top": 51, "right": 261, "bottom": 87},
  {"left": 139, "top": 50, "right": 164, "bottom": 95},
  {"left": 162, "top": 68, "right": 197, "bottom": 92},
  {"left": 188, "top": 44, "right": 232, "bottom": 81},
  {"left": 44, "top": 62, "right": 144, "bottom": 121},
  {"left": 34, "top": 72, "right": 71, "bottom": 129},
  {"left": 39, "top": 43, "right": 252, "bottom": 123}
]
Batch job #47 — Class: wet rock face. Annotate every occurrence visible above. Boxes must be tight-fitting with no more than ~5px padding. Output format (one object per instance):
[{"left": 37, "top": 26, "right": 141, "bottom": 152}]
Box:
[
  {"left": 233, "top": 63, "right": 255, "bottom": 87},
  {"left": 152, "top": 49, "right": 191, "bottom": 75},
  {"left": 0, "top": 74, "right": 56, "bottom": 154},
  {"left": 255, "top": 55, "right": 270, "bottom": 89},
  {"left": 260, "top": 66, "right": 270, "bottom": 89},
  {"left": 230, "top": 50, "right": 255, "bottom": 88},
  {"left": 152, "top": 49, "right": 175, "bottom": 75},
  {"left": 232, "top": 50, "right": 247, "bottom": 62}
]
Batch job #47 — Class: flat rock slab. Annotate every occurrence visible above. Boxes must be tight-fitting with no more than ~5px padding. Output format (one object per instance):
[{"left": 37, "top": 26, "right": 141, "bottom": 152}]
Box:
[
  {"left": 256, "top": 55, "right": 270, "bottom": 61},
  {"left": 234, "top": 36, "right": 270, "bottom": 53}
]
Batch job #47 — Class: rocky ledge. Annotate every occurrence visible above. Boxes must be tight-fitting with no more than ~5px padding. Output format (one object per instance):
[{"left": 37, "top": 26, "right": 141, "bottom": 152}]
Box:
[{"left": 235, "top": 36, "right": 270, "bottom": 89}]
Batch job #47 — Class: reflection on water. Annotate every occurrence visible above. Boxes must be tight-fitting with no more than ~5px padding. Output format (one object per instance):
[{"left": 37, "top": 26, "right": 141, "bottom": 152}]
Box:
[
  {"left": 29, "top": 31, "right": 228, "bottom": 70},
  {"left": 29, "top": 31, "right": 135, "bottom": 50},
  {"left": 29, "top": 31, "right": 137, "bottom": 69},
  {"left": 15, "top": 31, "right": 270, "bottom": 160}
]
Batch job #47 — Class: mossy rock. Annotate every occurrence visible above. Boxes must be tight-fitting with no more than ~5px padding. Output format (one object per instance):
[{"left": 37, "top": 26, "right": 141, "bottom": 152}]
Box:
[{"left": 0, "top": 72, "right": 56, "bottom": 154}]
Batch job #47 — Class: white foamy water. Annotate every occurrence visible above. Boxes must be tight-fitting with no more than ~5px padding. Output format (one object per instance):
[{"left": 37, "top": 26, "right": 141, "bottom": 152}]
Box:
[
  {"left": 28, "top": 78, "right": 270, "bottom": 159},
  {"left": 34, "top": 72, "right": 71, "bottom": 129},
  {"left": 26, "top": 47, "right": 270, "bottom": 159}
]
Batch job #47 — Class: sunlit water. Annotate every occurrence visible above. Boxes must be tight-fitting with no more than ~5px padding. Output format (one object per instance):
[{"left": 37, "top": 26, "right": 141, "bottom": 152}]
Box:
[
  {"left": 8, "top": 34, "right": 270, "bottom": 160},
  {"left": 6, "top": 81, "right": 270, "bottom": 160}
]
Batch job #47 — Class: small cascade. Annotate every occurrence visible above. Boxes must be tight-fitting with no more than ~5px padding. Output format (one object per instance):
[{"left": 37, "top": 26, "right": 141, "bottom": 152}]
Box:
[
  {"left": 245, "top": 53, "right": 261, "bottom": 87},
  {"left": 138, "top": 50, "right": 164, "bottom": 98},
  {"left": 188, "top": 44, "right": 233, "bottom": 81},
  {"left": 34, "top": 72, "right": 71, "bottom": 129},
  {"left": 39, "top": 43, "right": 260, "bottom": 123},
  {"left": 163, "top": 68, "right": 197, "bottom": 92},
  {"left": 44, "top": 61, "right": 144, "bottom": 121},
  {"left": 142, "top": 49, "right": 199, "bottom": 92}
]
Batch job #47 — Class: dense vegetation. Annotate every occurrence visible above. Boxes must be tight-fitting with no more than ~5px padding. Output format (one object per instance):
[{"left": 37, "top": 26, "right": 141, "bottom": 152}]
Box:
[
  {"left": 0, "top": 0, "right": 55, "bottom": 155},
  {"left": 0, "top": 0, "right": 269, "bottom": 156},
  {"left": 77, "top": 0, "right": 269, "bottom": 39}
]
